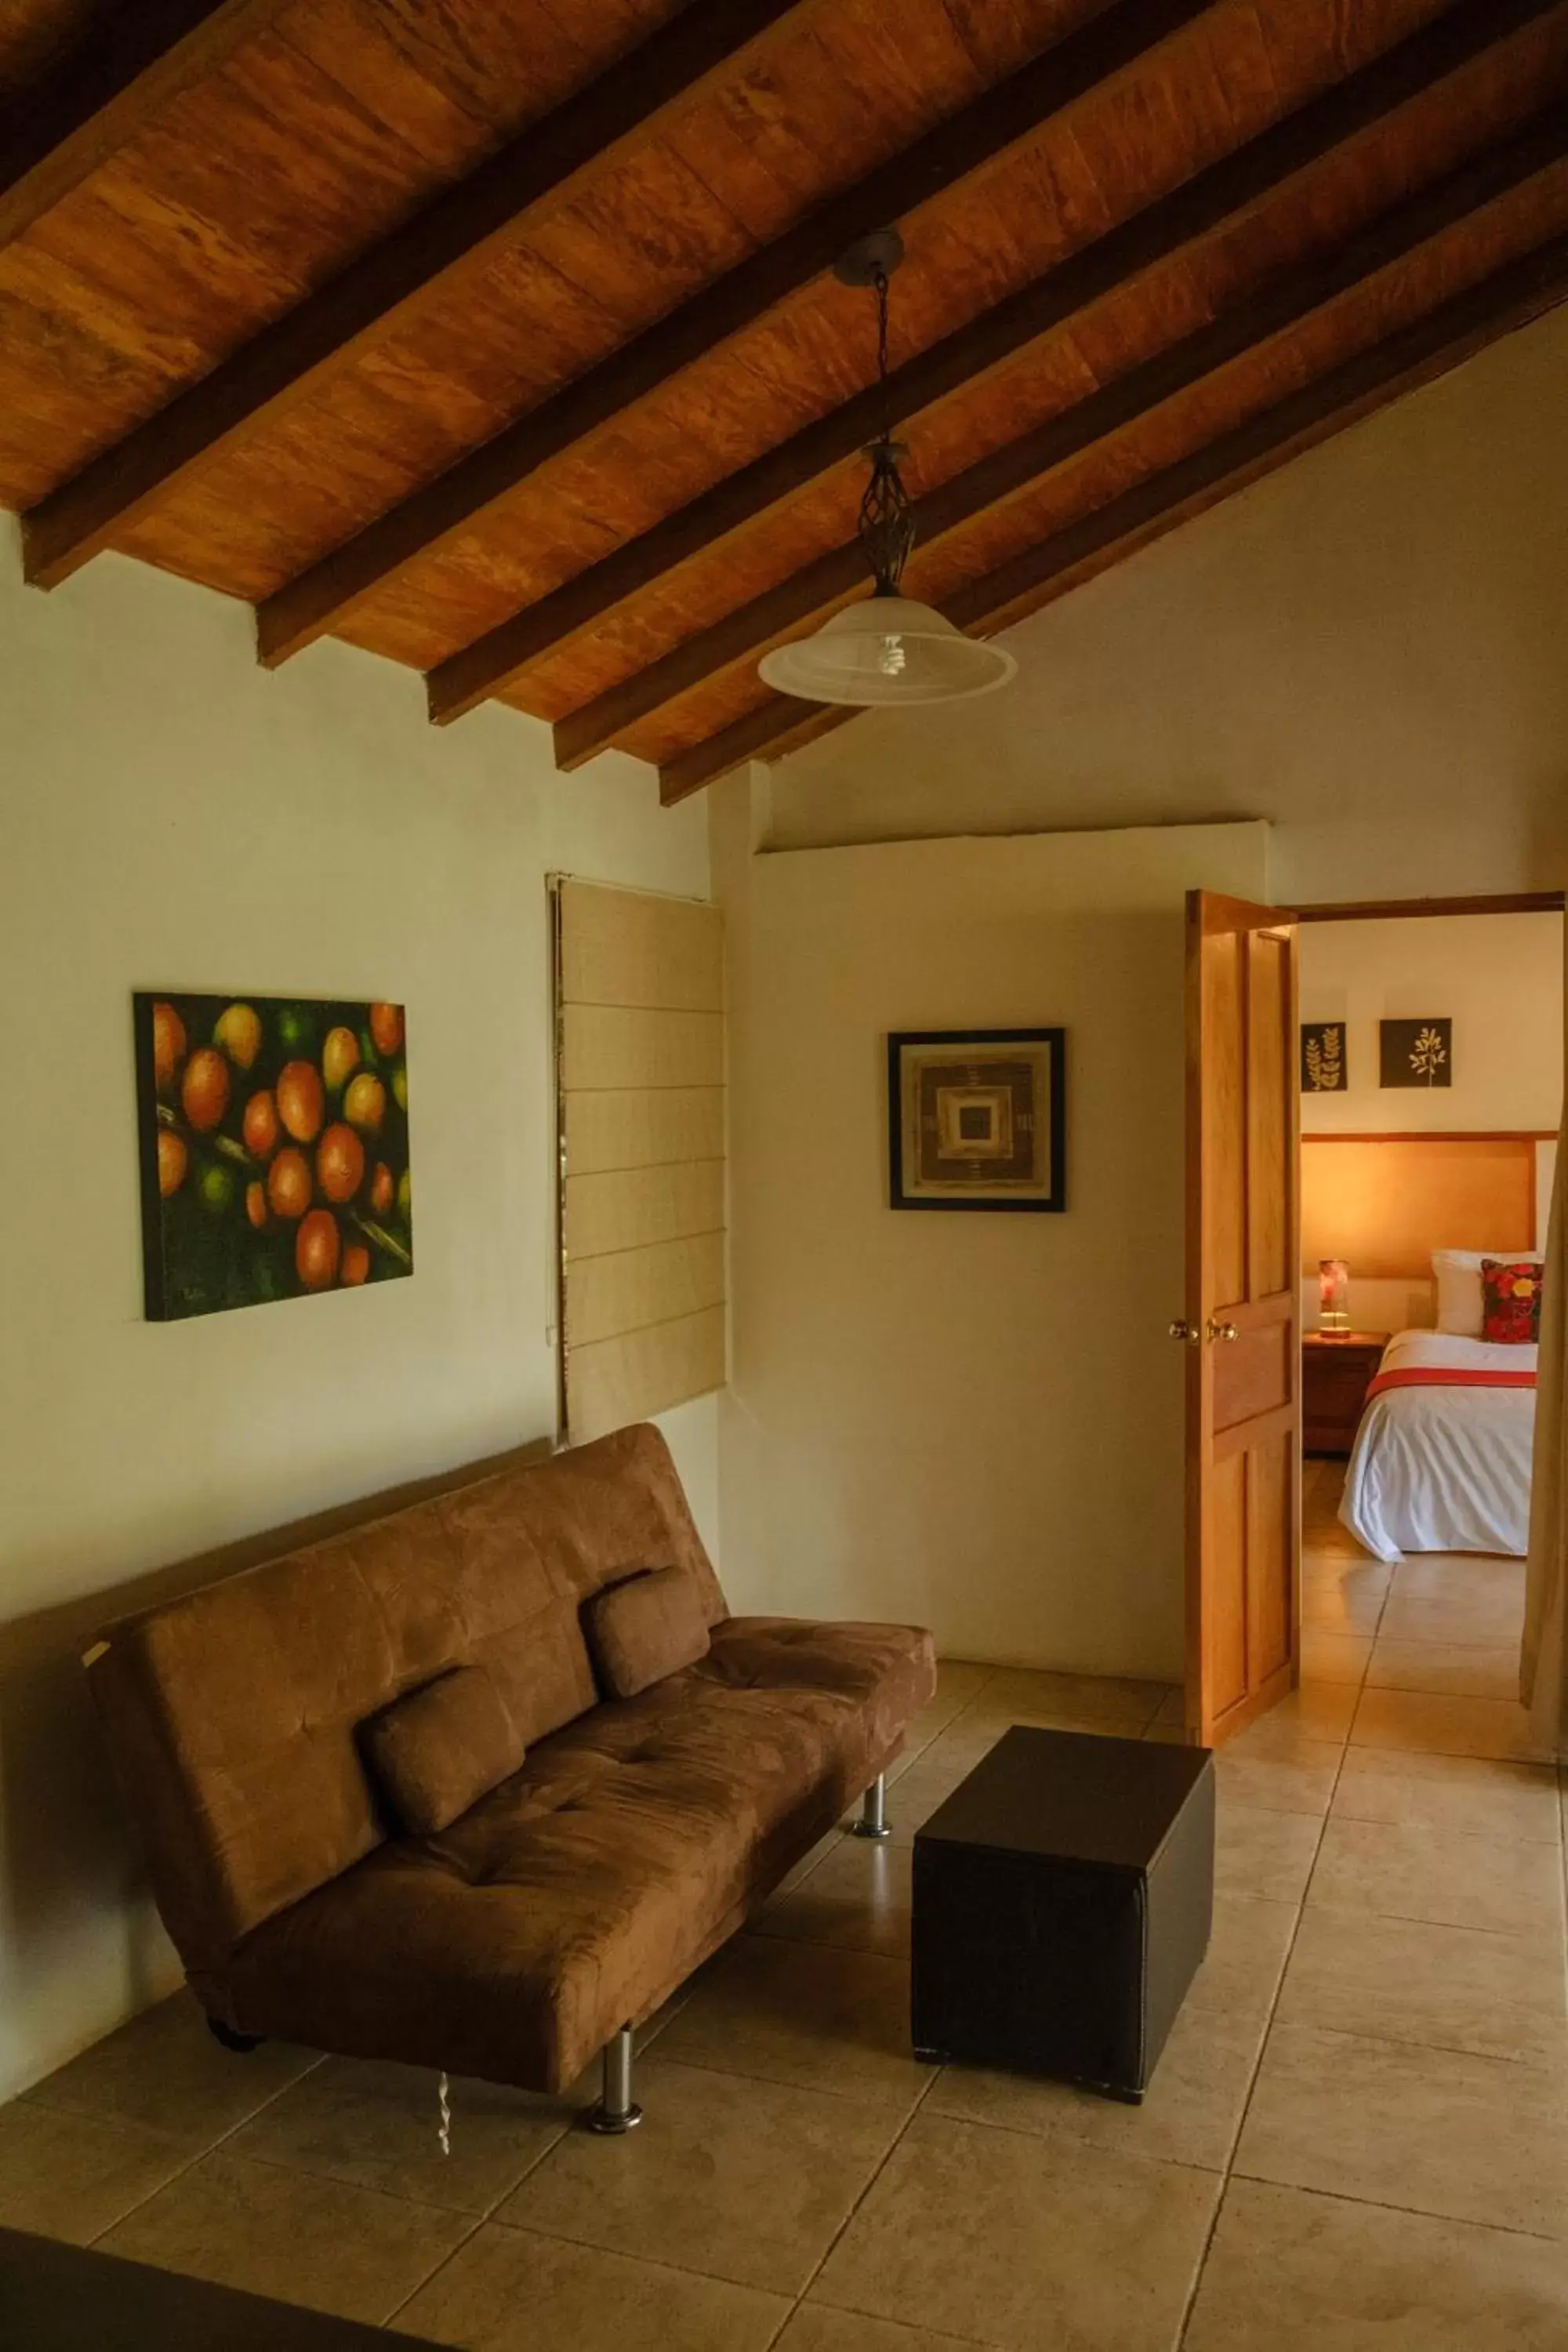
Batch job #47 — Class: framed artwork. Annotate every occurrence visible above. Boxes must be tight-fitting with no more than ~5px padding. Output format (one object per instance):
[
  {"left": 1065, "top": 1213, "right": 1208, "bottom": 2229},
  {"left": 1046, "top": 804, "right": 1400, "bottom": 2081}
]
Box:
[
  {"left": 1300, "top": 1022, "right": 1347, "bottom": 1093},
  {"left": 133, "top": 992, "right": 413, "bottom": 1321},
  {"left": 1379, "top": 1017, "right": 1452, "bottom": 1090},
  {"left": 887, "top": 1029, "right": 1065, "bottom": 1212}
]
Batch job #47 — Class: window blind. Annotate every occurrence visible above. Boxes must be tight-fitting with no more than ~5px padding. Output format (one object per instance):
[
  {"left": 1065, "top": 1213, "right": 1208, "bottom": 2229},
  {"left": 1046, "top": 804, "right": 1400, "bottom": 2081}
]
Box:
[{"left": 554, "top": 878, "right": 725, "bottom": 1443}]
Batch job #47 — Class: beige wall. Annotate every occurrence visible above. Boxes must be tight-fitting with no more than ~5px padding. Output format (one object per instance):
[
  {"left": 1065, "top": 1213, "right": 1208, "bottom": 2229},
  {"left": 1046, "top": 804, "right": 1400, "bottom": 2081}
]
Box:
[
  {"left": 0, "top": 524, "right": 715, "bottom": 2100},
  {"left": 764, "top": 301, "right": 1568, "bottom": 904},
  {"left": 1300, "top": 910, "right": 1563, "bottom": 1333},
  {"left": 1300, "top": 912, "right": 1564, "bottom": 1135},
  {"left": 713, "top": 796, "right": 1269, "bottom": 1680}
]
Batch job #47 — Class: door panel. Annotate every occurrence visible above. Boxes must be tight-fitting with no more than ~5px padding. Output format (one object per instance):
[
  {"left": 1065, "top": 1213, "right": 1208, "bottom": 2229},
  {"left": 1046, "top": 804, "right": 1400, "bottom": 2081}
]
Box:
[
  {"left": 1247, "top": 1434, "right": 1294, "bottom": 1689},
  {"left": 1183, "top": 890, "right": 1301, "bottom": 1748},
  {"left": 1210, "top": 1451, "right": 1248, "bottom": 1719},
  {"left": 1247, "top": 930, "right": 1292, "bottom": 1298}
]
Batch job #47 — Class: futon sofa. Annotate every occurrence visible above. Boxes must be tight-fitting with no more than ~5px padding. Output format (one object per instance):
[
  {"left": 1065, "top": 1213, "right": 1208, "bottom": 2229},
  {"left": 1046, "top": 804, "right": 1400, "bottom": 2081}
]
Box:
[{"left": 86, "top": 1425, "right": 935, "bottom": 2126}]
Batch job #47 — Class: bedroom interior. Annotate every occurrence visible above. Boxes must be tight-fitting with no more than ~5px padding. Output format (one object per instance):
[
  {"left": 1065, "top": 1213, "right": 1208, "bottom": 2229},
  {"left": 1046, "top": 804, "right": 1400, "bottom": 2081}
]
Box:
[
  {"left": 1298, "top": 899, "right": 1563, "bottom": 1567},
  {"left": 5, "top": 1, "right": 1568, "bottom": 2345}
]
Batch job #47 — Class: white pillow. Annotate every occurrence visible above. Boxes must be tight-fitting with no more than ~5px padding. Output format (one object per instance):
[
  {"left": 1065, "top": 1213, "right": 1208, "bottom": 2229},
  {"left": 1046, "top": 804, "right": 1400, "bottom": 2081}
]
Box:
[{"left": 1432, "top": 1247, "right": 1544, "bottom": 1338}]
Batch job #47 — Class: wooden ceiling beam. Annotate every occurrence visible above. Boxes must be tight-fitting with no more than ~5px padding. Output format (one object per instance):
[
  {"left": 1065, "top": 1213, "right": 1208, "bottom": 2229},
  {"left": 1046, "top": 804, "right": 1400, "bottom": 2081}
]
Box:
[
  {"left": 253, "top": 0, "right": 1219, "bottom": 666},
  {"left": 659, "top": 227, "right": 1568, "bottom": 802},
  {"left": 0, "top": 0, "right": 298, "bottom": 255},
  {"left": 20, "top": 0, "right": 833, "bottom": 591},
  {"left": 430, "top": 0, "right": 1564, "bottom": 728},
  {"left": 557, "top": 106, "right": 1568, "bottom": 771}
]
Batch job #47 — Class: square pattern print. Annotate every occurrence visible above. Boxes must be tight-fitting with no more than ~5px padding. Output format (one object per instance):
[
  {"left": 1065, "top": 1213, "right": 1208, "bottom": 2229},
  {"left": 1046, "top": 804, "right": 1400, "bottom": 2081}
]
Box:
[{"left": 888, "top": 1029, "right": 1065, "bottom": 1211}]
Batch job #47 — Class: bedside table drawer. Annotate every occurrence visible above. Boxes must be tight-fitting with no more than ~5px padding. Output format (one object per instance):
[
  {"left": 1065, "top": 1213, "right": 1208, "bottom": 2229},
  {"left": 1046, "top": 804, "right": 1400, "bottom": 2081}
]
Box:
[{"left": 1302, "top": 1338, "right": 1386, "bottom": 1457}]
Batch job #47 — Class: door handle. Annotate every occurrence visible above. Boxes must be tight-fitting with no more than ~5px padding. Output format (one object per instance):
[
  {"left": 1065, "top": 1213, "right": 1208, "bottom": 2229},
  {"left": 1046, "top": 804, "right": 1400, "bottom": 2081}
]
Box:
[
  {"left": 1207, "top": 1319, "right": 1240, "bottom": 1343},
  {"left": 1168, "top": 1320, "right": 1200, "bottom": 1345}
]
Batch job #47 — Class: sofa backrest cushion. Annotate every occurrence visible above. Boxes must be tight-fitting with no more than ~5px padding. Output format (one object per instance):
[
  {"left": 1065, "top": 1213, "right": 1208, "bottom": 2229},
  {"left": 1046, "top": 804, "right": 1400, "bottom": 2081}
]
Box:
[
  {"left": 88, "top": 1424, "right": 724, "bottom": 1970},
  {"left": 359, "top": 1663, "right": 524, "bottom": 1838},
  {"left": 586, "top": 1566, "right": 711, "bottom": 1700}
]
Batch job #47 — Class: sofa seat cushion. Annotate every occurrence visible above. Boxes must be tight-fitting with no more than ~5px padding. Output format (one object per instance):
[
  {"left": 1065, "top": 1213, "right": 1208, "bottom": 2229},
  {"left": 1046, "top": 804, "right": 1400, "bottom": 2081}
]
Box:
[
  {"left": 218, "top": 1664, "right": 888, "bottom": 2094},
  {"left": 696, "top": 1617, "right": 936, "bottom": 1766}
]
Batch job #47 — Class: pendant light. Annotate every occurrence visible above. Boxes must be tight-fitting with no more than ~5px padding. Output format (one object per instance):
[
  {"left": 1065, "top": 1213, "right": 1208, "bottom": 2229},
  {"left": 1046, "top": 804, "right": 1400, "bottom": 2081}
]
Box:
[{"left": 758, "top": 230, "right": 1017, "bottom": 708}]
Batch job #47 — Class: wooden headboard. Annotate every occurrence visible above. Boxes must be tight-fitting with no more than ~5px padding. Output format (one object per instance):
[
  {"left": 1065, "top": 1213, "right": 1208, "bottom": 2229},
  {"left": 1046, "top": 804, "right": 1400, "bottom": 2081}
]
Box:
[{"left": 1300, "top": 1132, "right": 1548, "bottom": 1279}]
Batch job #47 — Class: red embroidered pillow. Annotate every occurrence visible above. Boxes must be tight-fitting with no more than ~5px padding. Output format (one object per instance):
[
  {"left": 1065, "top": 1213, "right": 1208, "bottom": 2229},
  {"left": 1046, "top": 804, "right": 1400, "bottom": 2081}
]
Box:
[{"left": 1481, "top": 1259, "right": 1544, "bottom": 1345}]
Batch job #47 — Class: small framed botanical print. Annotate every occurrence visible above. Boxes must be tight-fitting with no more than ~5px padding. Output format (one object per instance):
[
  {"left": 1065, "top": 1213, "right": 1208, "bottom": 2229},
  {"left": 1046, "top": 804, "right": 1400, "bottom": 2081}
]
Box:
[
  {"left": 1300, "top": 1022, "right": 1347, "bottom": 1092},
  {"left": 1379, "top": 1017, "right": 1452, "bottom": 1089},
  {"left": 887, "top": 1029, "right": 1065, "bottom": 1212}
]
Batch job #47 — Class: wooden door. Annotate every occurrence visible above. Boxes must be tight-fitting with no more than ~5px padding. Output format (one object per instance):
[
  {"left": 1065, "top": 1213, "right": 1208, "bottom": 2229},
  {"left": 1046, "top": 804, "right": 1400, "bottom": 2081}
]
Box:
[{"left": 1180, "top": 890, "right": 1301, "bottom": 1747}]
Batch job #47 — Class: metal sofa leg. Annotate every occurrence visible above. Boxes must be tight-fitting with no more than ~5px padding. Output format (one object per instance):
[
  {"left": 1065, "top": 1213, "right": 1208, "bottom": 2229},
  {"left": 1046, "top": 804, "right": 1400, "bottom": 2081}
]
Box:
[
  {"left": 207, "top": 2016, "right": 264, "bottom": 2054},
  {"left": 585, "top": 2025, "right": 643, "bottom": 2135},
  {"left": 851, "top": 1771, "right": 892, "bottom": 1842}
]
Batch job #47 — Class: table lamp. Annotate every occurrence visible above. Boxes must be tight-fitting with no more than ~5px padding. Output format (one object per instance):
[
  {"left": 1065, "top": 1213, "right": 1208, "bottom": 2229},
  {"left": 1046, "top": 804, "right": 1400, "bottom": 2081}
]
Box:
[{"left": 1318, "top": 1258, "right": 1350, "bottom": 1333}]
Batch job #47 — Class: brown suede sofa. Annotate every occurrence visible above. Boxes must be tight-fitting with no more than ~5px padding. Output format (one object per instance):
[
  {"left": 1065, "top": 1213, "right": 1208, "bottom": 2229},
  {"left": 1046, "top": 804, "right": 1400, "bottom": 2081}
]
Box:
[{"left": 86, "top": 1425, "right": 935, "bottom": 2127}]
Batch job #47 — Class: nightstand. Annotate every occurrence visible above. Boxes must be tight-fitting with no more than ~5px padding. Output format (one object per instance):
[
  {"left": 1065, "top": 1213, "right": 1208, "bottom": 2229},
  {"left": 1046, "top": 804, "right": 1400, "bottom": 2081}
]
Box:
[{"left": 1301, "top": 1331, "right": 1389, "bottom": 1457}]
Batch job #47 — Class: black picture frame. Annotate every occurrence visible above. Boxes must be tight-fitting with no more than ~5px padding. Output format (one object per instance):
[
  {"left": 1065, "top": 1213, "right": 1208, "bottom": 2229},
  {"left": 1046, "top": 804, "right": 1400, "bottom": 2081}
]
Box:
[
  {"left": 1300, "top": 1021, "right": 1348, "bottom": 1093},
  {"left": 887, "top": 1028, "right": 1067, "bottom": 1213},
  {"left": 1378, "top": 1016, "right": 1453, "bottom": 1089}
]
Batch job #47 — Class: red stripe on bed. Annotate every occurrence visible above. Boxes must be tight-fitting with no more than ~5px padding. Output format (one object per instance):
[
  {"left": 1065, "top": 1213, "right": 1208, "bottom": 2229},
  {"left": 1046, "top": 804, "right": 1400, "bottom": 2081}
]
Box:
[{"left": 1367, "top": 1366, "right": 1537, "bottom": 1402}]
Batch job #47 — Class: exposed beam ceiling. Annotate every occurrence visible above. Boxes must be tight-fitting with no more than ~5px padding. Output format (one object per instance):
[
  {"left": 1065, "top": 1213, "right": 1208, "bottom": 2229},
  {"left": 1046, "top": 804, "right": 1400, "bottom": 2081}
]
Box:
[
  {"left": 430, "top": 0, "right": 1567, "bottom": 730},
  {"left": 0, "top": 0, "right": 296, "bottom": 253},
  {"left": 251, "top": 0, "right": 1215, "bottom": 666},
  {"left": 553, "top": 77, "right": 1568, "bottom": 767},
  {"left": 4, "top": 0, "right": 1567, "bottom": 805},
  {"left": 659, "top": 227, "right": 1568, "bottom": 802},
  {"left": 20, "top": 0, "right": 829, "bottom": 588}
]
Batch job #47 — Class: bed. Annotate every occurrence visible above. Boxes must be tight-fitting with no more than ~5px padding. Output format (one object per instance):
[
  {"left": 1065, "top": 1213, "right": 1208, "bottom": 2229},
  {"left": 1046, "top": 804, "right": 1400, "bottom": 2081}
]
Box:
[{"left": 1339, "top": 1327, "right": 1538, "bottom": 1563}]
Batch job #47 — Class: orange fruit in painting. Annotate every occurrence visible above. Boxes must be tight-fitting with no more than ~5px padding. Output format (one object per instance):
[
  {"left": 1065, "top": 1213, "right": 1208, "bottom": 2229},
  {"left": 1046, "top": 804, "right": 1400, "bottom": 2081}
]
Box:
[
  {"left": 267, "top": 1146, "right": 312, "bottom": 1221},
  {"left": 368, "top": 1003, "right": 403, "bottom": 1057},
  {"left": 340, "top": 1242, "right": 371, "bottom": 1287},
  {"left": 157, "top": 1128, "right": 187, "bottom": 1197},
  {"left": 151, "top": 1001, "right": 186, "bottom": 1093},
  {"left": 276, "top": 1060, "right": 325, "bottom": 1144},
  {"left": 316, "top": 1122, "right": 365, "bottom": 1204},
  {"left": 242, "top": 1089, "right": 280, "bottom": 1160},
  {"left": 214, "top": 1003, "right": 262, "bottom": 1070},
  {"left": 181, "top": 1047, "right": 230, "bottom": 1133},
  {"left": 343, "top": 1073, "right": 386, "bottom": 1135},
  {"left": 368, "top": 1162, "right": 394, "bottom": 1215},
  {"left": 322, "top": 1025, "right": 359, "bottom": 1093},
  {"left": 245, "top": 1180, "right": 270, "bottom": 1231},
  {"left": 296, "top": 1207, "right": 341, "bottom": 1291}
]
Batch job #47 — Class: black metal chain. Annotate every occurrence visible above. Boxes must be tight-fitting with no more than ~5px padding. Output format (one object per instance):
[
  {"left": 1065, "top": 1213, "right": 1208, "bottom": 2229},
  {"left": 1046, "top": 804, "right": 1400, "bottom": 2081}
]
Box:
[{"left": 858, "top": 260, "right": 916, "bottom": 594}]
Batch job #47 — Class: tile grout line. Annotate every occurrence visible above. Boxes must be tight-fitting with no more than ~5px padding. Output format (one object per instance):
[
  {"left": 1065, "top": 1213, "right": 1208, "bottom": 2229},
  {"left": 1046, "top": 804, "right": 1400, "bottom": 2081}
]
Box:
[
  {"left": 1181, "top": 1494, "right": 1564, "bottom": 2339},
  {"left": 1175, "top": 1480, "right": 1385, "bottom": 2347},
  {"left": 758, "top": 1672, "right": 1007, "bottom": 2352},
  {"left": 389, "top": 1665, "right": 1010, "bottom": 2342},
  {"left": 76, "top": 2045, "right": 329, "bottom": 2253}
]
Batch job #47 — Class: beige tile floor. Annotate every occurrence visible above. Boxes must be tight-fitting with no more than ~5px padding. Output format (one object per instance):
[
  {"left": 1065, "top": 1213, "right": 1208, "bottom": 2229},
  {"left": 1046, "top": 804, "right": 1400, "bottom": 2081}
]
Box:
[{"left": 3, "top": 1462, "right": 1566, "bottom": 2346}]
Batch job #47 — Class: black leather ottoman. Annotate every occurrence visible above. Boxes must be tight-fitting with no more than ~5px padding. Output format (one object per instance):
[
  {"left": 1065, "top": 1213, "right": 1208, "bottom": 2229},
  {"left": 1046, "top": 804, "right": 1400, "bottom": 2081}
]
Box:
[{"left": 911, "top": 1723, "right": 1214, "bottom": 2102}]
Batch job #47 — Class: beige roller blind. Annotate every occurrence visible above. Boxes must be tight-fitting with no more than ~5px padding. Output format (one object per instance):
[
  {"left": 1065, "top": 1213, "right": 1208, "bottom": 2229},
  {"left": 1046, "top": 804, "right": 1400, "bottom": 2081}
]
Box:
[{"left": 555, "top": 878, "right": 725, "bottom": 1443}]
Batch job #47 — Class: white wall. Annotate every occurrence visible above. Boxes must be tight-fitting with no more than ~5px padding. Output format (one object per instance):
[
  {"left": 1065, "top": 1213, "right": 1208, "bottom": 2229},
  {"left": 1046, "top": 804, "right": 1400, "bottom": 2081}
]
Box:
[
  {"left": 0, "top": 524, "right": 716, "bottom": 2100},
  {"left": 764, "top": 301, "right": 1568, "bottom": 905},
  {"left": 1299, "top": 909, "right": 1563, "bottom": 1333},
  {"left": 1300, "top": 911, "right": 1564, "bottom": 1135},
  {"left": 713, "top": 798, "right": 1269, "bottom": 1681}
]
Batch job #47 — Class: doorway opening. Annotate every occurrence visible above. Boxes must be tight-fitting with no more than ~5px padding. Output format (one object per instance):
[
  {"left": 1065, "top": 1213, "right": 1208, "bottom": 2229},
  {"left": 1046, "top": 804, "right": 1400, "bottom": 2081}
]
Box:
[
  {"left": 1182, "top": 887, "right": 1565, "bottom": 1751},
  {"left": 1296, "top": 891, "right": 1563, "bottom": 1725}
]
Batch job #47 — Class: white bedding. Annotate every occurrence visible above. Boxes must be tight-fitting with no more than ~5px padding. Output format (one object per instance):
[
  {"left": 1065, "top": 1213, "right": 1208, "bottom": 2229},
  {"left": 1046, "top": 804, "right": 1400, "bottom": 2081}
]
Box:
[{"left": 1338, "top": 1328, "right": 1538, "bottom": 1563}]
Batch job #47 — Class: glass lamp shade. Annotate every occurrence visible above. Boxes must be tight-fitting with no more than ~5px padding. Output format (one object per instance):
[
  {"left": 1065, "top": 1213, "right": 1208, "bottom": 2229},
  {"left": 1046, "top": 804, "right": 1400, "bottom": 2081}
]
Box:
[
  {"left": 757, "top": 595, "right": 1017, "bottom": 706},
  {"left": 1318, "top": 1258, "right": 1351, "bottom": 1330}
]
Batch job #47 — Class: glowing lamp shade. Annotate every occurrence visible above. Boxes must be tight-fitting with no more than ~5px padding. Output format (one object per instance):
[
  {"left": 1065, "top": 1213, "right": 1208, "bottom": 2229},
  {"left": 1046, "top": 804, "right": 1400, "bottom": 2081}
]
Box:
[
  {"left": 758, "top": 596, "right": 1018, "bottom": 708},
  {"left": 1318, "top": 1258, "right": 1350, "bottom": 1331}
]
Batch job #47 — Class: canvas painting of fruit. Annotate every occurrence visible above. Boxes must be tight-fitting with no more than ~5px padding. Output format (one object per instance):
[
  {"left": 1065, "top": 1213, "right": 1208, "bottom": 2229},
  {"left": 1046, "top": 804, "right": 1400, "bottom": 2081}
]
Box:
[{"left": 133, "top": 992, "right": 413, "bottom": 1320}]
